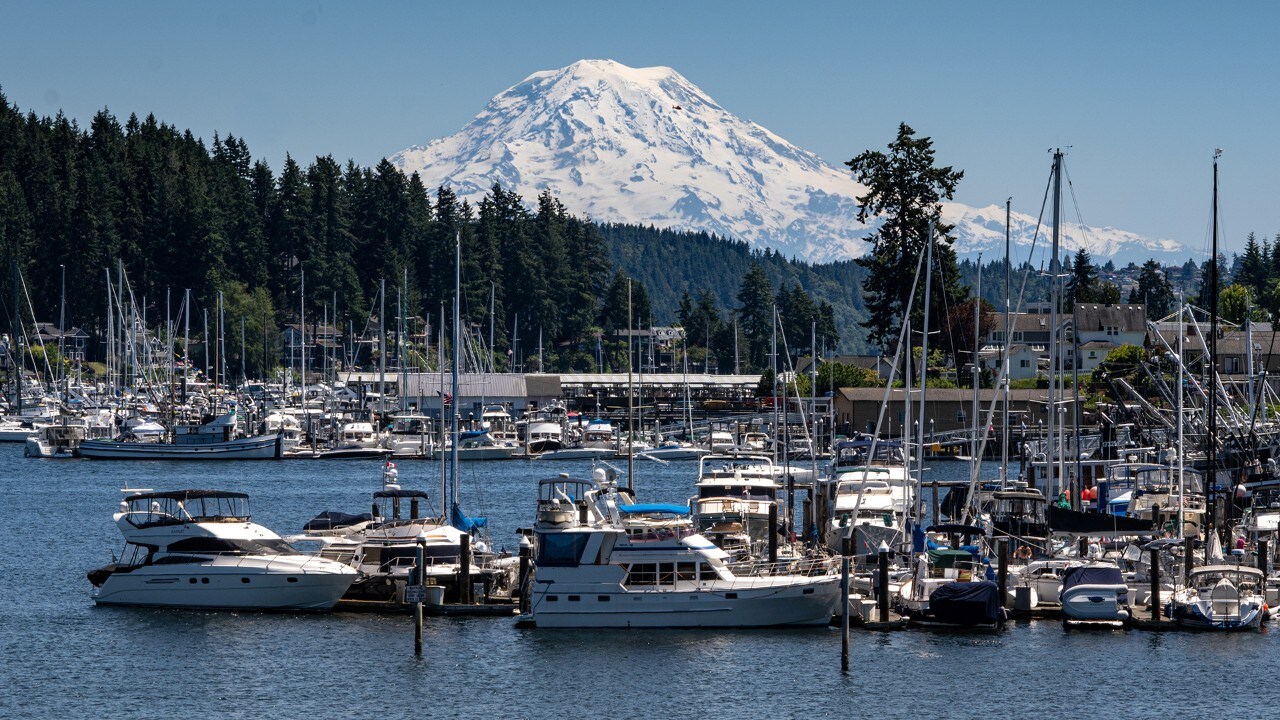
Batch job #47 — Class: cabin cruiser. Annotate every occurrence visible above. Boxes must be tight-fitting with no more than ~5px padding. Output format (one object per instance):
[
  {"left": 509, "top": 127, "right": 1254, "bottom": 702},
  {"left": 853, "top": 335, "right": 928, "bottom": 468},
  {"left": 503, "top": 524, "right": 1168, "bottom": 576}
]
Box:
[
  {"left": 260, "top": 411, "right": 303, "bottom": 455},
  {"left": 1166, "top": 564, "right": 1266, "bottom": 630},
  {"left": 87, "top": 490, "right": 356, "bottom": 610},
  {"left": 25, "top": 413, "right": 114, "bottom": 458},
  {"left": 0, "top": 416, "right": 42, "bottom": 442},
  {"left": 294, "top": 464, "right": 508, "bottom": 608},
  {"left": 825, "top": 477, "right": 904, "bottom": 557},
  {"left": 822, "top": 440, "right": 914, "bottom": 551},
  {"left": 520, "top": 474, "right": 840, "bottom": 628},
  {"left": 539, "top": 418, "right": 615, "bottom": 460},
  {"left": 707, "top": 429, "right": 736, "bottom": 453},
  {"left": 521, "top": 403, "right": 566, "bottom": 454},
  {"left": 1059, "top": 563, "right": 1131, "bottom": 625},
  {"left": 384, "top": 414, "right": 436, "bottom": 458},
  {"left": 639, "top": 438, "right": 710, "bottom": 461},
  {"left": 1103, "top": 464, "right": 1206, "bottom": 538},
  {"left": 315, "top": 420, "right": 391, "bottom": 459},
  {"left": 692, "top": 454, "right": 783, "bottom": 554},
  {"left": 431, "top": 429, "right": 518, "bottom": 460}
]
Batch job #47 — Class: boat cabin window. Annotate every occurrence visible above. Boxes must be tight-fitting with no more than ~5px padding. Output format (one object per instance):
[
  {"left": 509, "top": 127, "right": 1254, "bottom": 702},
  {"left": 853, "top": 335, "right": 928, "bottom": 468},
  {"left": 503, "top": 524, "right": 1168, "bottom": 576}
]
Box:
[
  {"left": 165, "top": 537, "right": 293, "bottom": 555},
  {"left": 676, "top": 562, "right": 697, "bottom": 582},
  {"left": 537, "top": 533, "right": 590, "bottom": 567},
  {"left": 698, "top": 485, "right": 775, "bottom": 501},
  {"left": 623, "top": 563, "right": 658, "bottom": 586},
  {"left": 699, "top": 562, "right": 720, "bottom": 581}
]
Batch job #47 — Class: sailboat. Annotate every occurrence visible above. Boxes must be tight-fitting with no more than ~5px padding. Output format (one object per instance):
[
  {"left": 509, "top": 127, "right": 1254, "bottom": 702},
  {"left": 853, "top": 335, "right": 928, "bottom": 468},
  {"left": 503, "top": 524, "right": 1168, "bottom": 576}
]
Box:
[{"left": 1165, "top": 151, "right": 1267, "bottom": 630}]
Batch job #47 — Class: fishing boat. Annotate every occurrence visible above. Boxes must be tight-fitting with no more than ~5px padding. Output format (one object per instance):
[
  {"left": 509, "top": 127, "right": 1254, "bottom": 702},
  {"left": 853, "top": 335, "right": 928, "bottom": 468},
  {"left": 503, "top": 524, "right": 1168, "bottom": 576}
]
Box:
[
  {"left": 87, "top": 489, "right": 356, "bottom": 610},
  {"left": 519, "top": 474, "right": 840, "bottom": 628},
  {"left": 77, "top": 408, "right": 283, "bottom": 460}
]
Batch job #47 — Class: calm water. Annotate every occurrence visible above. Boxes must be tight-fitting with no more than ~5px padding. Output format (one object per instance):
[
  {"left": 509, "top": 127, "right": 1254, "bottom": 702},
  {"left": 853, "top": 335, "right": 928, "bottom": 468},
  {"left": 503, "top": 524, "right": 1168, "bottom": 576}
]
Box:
[{"left": 2, "top": 450, "right": 1277, "bottom": 719}]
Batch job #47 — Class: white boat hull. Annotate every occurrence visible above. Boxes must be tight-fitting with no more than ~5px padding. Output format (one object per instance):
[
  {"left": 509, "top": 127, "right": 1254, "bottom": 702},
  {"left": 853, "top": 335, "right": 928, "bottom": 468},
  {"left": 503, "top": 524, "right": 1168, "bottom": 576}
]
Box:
[
  {"left": 78, "top": 434, "right": 282, "bottom": 460},
  {"left": 527, "top": 577, "right": 840, "bottom": 628},
  {"left": 91, "top": 558, "right": 355, "bottom": 610},
  {"left": 538, "top": 447, "right": 614, "bottom": 461},
  {"left": 1060, "top": 584, "right": 1131, "bottom": 622}
]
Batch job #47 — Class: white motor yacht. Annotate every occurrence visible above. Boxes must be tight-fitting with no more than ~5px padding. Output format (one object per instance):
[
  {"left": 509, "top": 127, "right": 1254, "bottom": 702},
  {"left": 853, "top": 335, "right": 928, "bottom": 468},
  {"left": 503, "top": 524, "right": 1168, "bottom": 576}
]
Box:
[
  {"left": 88, "top": 490, "right": 356, "bottom": 610},
  {"left": 520, "top": 474, "right": 840, "bottom": 628}
]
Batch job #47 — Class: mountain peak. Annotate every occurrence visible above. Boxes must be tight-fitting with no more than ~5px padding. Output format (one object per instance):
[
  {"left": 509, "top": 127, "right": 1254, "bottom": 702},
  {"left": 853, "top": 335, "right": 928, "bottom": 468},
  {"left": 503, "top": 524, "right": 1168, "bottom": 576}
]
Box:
[{"left": 390, "top": 61, "right": 1190, "bottom": 266}]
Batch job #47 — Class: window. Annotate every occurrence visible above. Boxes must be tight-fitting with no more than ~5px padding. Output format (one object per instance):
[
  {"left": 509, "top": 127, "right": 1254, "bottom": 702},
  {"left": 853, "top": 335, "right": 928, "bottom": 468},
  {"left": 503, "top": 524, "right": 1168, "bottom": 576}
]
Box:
[
  {"left": 537, "top": 533, "right": 590, "bottom": 567},
  {"left": 676, "top": 562, "right": 697, "bottom": 582},
  {"left": 1020, "top": 359, "right": 1030, "bottom": 368},
  {"left": 624, "top": 563, "right": 658, "bottom": 586},
  {"left": 699, "top": 562, "right": 719, "bottom": 581},
  {"left": 956, "top": 410, "right": 967, "bottom": 423}
]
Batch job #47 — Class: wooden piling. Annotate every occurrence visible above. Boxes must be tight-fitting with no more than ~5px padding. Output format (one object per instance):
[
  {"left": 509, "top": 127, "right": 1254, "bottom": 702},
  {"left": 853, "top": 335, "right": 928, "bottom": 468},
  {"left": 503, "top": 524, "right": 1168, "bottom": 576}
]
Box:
[
  {"left": 1149, "top": 546, "right": 1161, "bottom": 622},
  {"left": 840, "top": 534, "right": 850, "bottom": 673},
  {"left": 877, "top": 545, "right": 890, "bottom": 623},
  {"left": 768, "top": 503, "right": 779, "bottom": 565},
  {"left": 1183, "top": 537, "right": 1193, "bottom": 585},
  {"left": 997, "top": 538, "right": 1008, "bottom": 608},
  {"left": 1259, "top": 539, "right": 1269, "bottom": 577},
  {"left": 414, "top": 536, "right": 425, "bottom": 656},
  {"left": 518, "top": 537, "right": 532, "bottom": 615}
]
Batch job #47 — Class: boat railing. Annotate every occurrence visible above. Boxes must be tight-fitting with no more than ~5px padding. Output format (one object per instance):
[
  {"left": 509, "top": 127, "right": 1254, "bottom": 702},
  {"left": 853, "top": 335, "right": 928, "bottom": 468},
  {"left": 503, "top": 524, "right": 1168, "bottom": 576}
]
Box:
[{"left": 726, "top": 556, "right": 834, "bottom": 580}]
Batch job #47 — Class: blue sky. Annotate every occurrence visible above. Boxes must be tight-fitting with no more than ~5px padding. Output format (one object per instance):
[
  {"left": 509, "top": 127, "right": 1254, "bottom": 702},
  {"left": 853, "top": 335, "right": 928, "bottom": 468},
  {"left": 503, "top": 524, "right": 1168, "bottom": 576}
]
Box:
[{"left": 2, "top": 1, "right": 1274, "bottom": 260}]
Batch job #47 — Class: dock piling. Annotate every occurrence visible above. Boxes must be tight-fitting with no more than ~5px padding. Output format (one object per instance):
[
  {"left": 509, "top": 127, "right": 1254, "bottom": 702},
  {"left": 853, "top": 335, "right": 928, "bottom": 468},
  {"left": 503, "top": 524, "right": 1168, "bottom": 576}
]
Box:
[
  {"left": 414, "top": 534, "right": 425, "bottom": 656},
  {"left": 460, "top": 532, "right": 472, "bottom": 605},
  {"left": 840, "top": 534, "right": 850, "bottom": 673},
  {"left": 997, "top": 539, "right": 1008, "bottom": 608},
  {"left": 877, "top": 544, "right": 890, "bottom": 623},
  {"left": 1149, "top": 545, "right": 1161, "bottom": 622}
]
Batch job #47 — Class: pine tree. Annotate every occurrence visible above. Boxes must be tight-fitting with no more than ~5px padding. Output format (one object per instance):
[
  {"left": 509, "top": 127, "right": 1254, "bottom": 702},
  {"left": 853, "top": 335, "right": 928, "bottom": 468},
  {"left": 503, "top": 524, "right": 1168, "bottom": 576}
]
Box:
[
  {"left": 736, "top": 262, "right": 774, "bottom": 370},
  {"left": 1064, "top": 249, "right": 1099, "bottom": 308},
  {"left": 846, "top": 123, "right": 966, "bottom": 350},
  {"left": 1128, "top": 259, "right": 1175, "bottom": 318}
]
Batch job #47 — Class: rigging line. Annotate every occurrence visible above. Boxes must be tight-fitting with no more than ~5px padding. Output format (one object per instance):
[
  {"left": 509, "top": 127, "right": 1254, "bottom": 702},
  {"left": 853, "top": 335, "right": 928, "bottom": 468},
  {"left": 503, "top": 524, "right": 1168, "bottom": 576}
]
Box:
[
  {"left": 1062, "top": 162, "right": 1096, "bottom": 252},
  {"left": 17, "top": 271, "right": 55, "bottom": 382},
  {"left": 960, "top": 165, "right": 1055, "bottom": 519}
]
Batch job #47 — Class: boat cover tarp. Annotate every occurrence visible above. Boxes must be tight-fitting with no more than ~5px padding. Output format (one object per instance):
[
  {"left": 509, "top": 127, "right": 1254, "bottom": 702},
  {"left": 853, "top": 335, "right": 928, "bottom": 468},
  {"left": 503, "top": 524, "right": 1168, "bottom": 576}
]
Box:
[
  {"left": 929, "top": 581, "right": 1002, "bottom": 626},
  {"left": 927, "top": 548, "right": 975, "bottom": 569},
  {"left": 451, "top": 504, "right": 488, "bottom": 533},
  {"left": 618, "top": 503, "right": 690, "bottom": 516},
  {"left": 1047, "top": 505, "right": 1155, "bottom": 534},
  {"left": 303, "top": 511, "right": 373, "bottom": 533},
  {"left": 1061, "top": 565, "right": 1124, "bottom": 592}
]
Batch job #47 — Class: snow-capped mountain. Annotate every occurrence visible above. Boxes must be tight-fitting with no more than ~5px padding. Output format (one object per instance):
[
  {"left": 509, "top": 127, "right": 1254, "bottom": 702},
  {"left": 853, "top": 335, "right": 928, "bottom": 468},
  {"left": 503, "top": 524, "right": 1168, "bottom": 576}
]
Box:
[{"left": 391, "top": 59, "right": 1192, "bottom": 265}]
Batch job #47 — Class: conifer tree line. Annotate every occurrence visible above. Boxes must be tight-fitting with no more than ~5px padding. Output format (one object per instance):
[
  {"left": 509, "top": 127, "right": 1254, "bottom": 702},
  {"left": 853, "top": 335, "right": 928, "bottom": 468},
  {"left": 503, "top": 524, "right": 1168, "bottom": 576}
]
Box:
[{"left": 0, "top": 95, "right": 850, "bottom": 375}]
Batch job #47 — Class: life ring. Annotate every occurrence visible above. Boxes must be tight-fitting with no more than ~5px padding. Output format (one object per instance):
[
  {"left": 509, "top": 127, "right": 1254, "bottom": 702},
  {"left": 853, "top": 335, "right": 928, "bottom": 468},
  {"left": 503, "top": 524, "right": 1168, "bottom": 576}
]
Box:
[{"left": 1015, "top": 546, "right": 1033, "bottom": 561}]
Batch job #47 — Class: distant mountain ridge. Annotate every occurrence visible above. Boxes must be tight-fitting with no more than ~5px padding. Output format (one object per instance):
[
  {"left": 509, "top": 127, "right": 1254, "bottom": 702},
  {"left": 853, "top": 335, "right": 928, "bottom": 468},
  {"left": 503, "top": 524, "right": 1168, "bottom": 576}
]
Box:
[{"left": 392, "top": 59, "right": 1193, "bottom": 265}]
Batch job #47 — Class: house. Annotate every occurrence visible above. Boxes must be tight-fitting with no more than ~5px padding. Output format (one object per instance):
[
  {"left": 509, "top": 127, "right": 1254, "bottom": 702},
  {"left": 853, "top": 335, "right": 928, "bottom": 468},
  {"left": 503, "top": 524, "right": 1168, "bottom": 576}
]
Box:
[
  {"left": 281, "top": 323, "right": 345, "bottom": 371},
  {"left": 34, "top": 323, "right": 90, "bottom": 362},
  {"left": 1067, "top": 304, "right": 1146, "bottom": 371},
  {"left": 977, "top": 343, "right": 1040, "bottom": 381}
]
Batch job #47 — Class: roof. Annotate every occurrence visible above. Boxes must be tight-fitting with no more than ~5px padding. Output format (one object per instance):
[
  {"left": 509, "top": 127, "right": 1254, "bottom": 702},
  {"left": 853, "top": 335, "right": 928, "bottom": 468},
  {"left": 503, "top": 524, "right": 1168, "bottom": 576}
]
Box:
[
  {"left": 835, "top": 387, "right": 1049, "bottom": 403},
  {"left": 34, "top": 322, "right": 88, "bottom": 339},
  {"left": 1073, "top": 304, "right": 1146, "bottom": 333},
  {"left": 1079, "top": 340, "right": 1117, "bottom": 350},
  {"left": 125, "top": 489, "right": 248, "bottom": 502}
]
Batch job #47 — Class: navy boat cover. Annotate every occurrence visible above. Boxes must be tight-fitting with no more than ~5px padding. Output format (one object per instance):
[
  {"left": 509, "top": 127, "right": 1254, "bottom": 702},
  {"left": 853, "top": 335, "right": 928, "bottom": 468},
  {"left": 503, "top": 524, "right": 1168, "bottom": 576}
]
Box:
[
  {"left": 303, "top": 511, "right": 373, "bottom": 533},
  {"left": 1060, "top": 565, "right": 1124, "bottom": 591},
  {"left": 929, "top": 581, "right": 1002, "bottom": 626}
]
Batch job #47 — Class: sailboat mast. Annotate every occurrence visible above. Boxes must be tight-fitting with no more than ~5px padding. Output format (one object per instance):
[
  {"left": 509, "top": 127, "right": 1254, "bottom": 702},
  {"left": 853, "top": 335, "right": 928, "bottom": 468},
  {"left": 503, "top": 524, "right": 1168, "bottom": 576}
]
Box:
[
  {"left": 379, "top": 277, "right": 386, "bottom": 423},
  {"left": 626, "top": 279, "right": 634, "bottom": 491},
  {"left": 451, "top": 231, "right": 461, "bottom": 514},
  {"left": 972, "top": 255, "right": 981, "bottom": 465},
  {"left": 1207, "top": 149, "right": 1221, "bottom": 540},
  {"left": 1178, "top": 294, "right": 1185, "bottom": 538},
  {"left": 1002, "top": 199, "right": 1011, "bottom": 485},
  {"left": 917, "top": 221, "right": 934, "bottom": 501},
  {"left": 1048, "top": 149, "right": 1063, "bottom": 498}
]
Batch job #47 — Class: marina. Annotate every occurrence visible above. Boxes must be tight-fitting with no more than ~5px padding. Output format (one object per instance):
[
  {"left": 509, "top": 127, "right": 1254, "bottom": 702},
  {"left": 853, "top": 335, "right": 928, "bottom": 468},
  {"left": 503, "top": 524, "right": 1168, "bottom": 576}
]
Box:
[{"left": 7, "top": 452, "right": 1280, "bottom": 718}]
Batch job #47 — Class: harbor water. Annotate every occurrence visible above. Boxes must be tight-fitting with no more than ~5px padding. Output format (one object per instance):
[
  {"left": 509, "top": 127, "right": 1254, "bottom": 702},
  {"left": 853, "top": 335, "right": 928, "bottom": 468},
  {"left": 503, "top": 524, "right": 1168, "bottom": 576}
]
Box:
[{"left": 3, "top": 449, "right": 1278, "bottom": 719}]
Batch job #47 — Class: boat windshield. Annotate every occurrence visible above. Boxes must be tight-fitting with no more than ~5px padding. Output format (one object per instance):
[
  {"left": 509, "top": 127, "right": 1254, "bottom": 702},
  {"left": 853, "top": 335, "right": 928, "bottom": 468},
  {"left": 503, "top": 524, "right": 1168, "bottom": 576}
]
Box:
[
  {"left": 164, "top": 536, "right": 296, "bottom": 555},
  {"left": 835, "top": 442, "right": 904, "bottom": 467}
]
